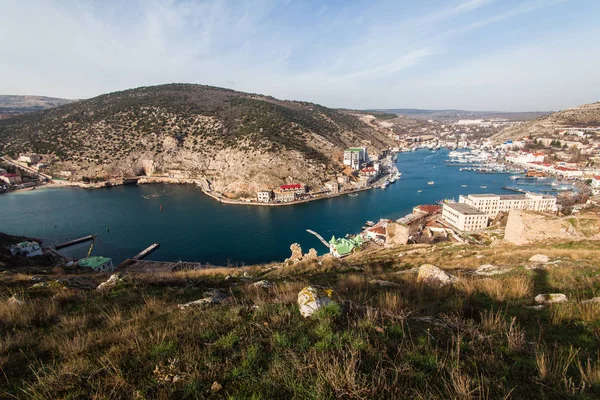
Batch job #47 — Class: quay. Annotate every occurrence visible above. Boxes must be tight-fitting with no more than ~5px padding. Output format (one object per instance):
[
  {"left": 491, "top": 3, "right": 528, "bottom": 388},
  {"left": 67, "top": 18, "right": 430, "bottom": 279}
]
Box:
[
  {"left": 55, "top": 235, "right": 94, "bottom": 249},
  {"left": 133, "top": 243, "right": 160, "bottom": 260},
  {"left": 306, "top": 229, "right": 331, "bottom": 249},
  {"left": 502, "top": 186, "right": 527, "bottom": 193}
]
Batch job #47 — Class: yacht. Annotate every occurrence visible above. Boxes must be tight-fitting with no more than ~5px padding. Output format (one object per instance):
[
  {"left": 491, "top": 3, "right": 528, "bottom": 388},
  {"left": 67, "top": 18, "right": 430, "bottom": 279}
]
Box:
[
  {"left": 417, "top": 190, "right": 422, "bottom": 193},
  {"left": 480, "top": 185, "right": 487, "bottom": 189},
  {"left": 509, "top": 175, "right": 519, "bottom": 180},
  {"left": 427, "top": 181, "right": 435, "bottom": 185},
  {"left": 461, "top": 185, "right": 467, "bottom": 188}
]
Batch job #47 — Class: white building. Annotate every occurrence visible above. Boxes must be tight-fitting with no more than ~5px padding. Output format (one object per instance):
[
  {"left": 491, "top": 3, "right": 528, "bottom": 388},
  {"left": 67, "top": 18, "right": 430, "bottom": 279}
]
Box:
[
  {"left": 442, "top": 203, "right": 488, "bottom": 232},
  {"left": 459, "top": 193, "right": 556, "bottom": 218},
  {"left": 257, "top": 190, "right": 272, "bottom": 203},
  {"left": 10, "top": 241, "right": 43, "bottom": 257},
  {"left": 343, "top": 147, "right": 368, "bottom": 170},
  {"left": 553, "top": 166, "right": 583, "bottom": 178},
  {"left": 592, "top": 176, "right": 600, "bottom": 195},
  {"left": 18, "top": 154, "right": 41, "bottom": 164}
]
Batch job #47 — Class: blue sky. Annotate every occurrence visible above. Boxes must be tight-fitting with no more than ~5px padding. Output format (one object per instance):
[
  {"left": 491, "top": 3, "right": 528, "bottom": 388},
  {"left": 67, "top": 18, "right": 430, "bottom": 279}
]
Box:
[{"left": 1, "top": 0, "right": 599, "bottom": 111}]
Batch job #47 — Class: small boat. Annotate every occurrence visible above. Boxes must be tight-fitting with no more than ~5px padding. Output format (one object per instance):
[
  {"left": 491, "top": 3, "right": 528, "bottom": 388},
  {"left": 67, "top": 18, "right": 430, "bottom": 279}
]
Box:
[
  {"left": 480, "top": 185, "right": 487, "bottom": 189},
  {"left": 347, "top": 193, "right": 358, "bottom": 197},
  {"left": 160, "top": 205, "right": 163, "bottom": 211},
  {"left": 366, "top": 221, "right": 375, "bottom": 227},
  {"left": 461, "top": 185, "right": 467, "bottom": 188},
  {"left": 427, "top": 181, "right": 434, "bottom": 185},
  {"left": 417, "top": 190, "right": 422, "bottom": 193},
  {"left": 509, "top": 175, "right": 519, "bottom": 180}
]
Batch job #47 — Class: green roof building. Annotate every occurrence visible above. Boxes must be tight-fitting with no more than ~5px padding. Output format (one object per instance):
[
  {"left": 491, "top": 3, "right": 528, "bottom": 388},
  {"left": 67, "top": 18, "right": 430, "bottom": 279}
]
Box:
[
  {"left": 329, "top": 236, "right": 364, "bottom": 258},
  {"left": 78, "top": 256, "right": 115, "bottom": 272}
]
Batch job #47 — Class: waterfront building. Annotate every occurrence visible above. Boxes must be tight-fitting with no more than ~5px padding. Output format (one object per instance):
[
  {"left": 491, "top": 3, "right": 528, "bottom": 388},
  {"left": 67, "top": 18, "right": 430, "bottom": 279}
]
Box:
[
  {"left": 442, "top": 203, "right": 488, "bottom": 232},
  {"left": 329, "top": 235, "right": 363, "bottom": 258},
  {"left": 0, "top": 173, "right": 22, "bottom": 185},
  {"left": 9, "top": 241, "right": 43, "bottom": 257},
  {"left": 592, "top": 176, "right": 600, "bottom": 195},
  {"left": 553, "top": 166, "right": 583, "bottom": 178},
  {"left": 459, "top": 193, "right": 556, "bottom": 218},
  {"left": 257, "top": 190, "right": 273, "bottom": 203},
  {"left": 273, "top": 184, "right": 306, "bottom": 202},
  {"left": 324, "top": 181, "right": 339, "bottom": 194},
  {"left": 78, "top": 256, "right": 115, "bottom": 272},
  {"left": 343, "top": 147, "right": 368, "bottom": 170}
]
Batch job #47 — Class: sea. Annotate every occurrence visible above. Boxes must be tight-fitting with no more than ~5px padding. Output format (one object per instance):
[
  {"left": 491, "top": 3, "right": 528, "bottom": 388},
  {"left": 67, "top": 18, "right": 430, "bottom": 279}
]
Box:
[{"left": 0, "top": 149, "right": 558, "bottom": 265}]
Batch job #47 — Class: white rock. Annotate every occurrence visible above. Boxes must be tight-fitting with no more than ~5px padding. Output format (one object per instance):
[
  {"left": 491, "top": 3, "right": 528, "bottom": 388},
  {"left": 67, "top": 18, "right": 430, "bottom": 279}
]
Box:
[
  {"left": 97, "top": 274, "right": 125, "bottom": 291},
  {"left": 529, "top": 254, "right": 550, "bottom": 264},
  {"left": 475, "top": 255, "right": 486, "bottom": 259},
  {"left": 582, "top": 297, "right": 600, "bottom": 304},
  {"left": 7, "top": 294, "right": 24, "bottom": 306},
  {"left": 474, "top": 264, "right": 511, "bottom": 276},
  {"left": 417, "top": 264, "right": 459, "bottom": 288},
  {"left": 369, "top": 279, "right": 401, "bottom": 288},
  {"left": 178, "top": 289, "right": 229, "bottom": 310},
  {"left": 297, "top": 286, "right": 334, "bottom": 317},
  {"left": 250, "top": 280, "right": 273, "bottom": 289},
  {"left": 535, "top": 293, "right": 567, "bottom": 304},
  {"left": 527, "top": 305, "right": 546, "bottom": 310}
]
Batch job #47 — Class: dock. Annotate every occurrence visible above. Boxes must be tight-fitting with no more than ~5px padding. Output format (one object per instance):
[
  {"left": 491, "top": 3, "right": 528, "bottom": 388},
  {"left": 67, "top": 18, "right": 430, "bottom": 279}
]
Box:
[
  {"left": 55, "top": 235, "right": 94, "bottom": 250},
  {"left": 306, "top": 230, "right": 331, "bottom": 249},
  {"left": 133, "top": 243, "right": 160, "bottom": 260}
]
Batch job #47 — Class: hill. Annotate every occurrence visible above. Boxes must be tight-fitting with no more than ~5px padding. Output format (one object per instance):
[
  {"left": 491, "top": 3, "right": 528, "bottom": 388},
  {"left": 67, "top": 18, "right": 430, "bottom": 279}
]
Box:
[
  {"left": 0, "top": 84, "right": 394, "bottom": 196},
  {"left": 372, "top": 108, "right": 550, "bottom": 122},
  {"left": 0, "top": 95, "right": 74, "bottom": 118},
  {"left": 492, "top": 102, "right": 600, "bottom": 142},
  {"left": 2, "top": 234, "right": 600, "bottom": 398}
]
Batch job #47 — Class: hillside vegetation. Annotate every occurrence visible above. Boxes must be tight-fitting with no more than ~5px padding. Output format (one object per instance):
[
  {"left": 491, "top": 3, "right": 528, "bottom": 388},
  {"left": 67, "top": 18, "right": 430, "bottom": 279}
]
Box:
[
  {"left": 2, "top": 239, "right": 600, "bottom": 399},
  {"left": 492, "top": 102, "right": 600, "bottom": 142},
  {"left": 0, "top": 95, "right": 73, "bottom": 118},
  {"left": 0, "top": 84, "right": 393, "bottom": 194}
]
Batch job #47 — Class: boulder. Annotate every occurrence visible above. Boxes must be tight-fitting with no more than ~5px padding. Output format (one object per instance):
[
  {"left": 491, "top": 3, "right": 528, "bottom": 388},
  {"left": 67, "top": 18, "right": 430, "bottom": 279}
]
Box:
[
  {"left": 474, "top": 264, "right": 511, "bottom": 276},
  {"left": 97, "top": 273, "right": 126, "bottom": 291},
  {"left": 529, "top": 254, "right": 550, "bottom": 264},
  {"left": 297, "top": 286, "right": 334, "bottom": 317},
  {"left": 56, "top": 276, "right": 97, "bottom": 290},
  {"left": 178, "top": 289, "right": 229, "bottom": 310},
  {"left": 250, "top": 280, "right": 274, "bottom": 289},
  {"left": 582, "top": 297, "right": 600, "bottom": 304},
  {"left": 535, "top": 293, "right": 567, "bottom": 304},
  {"left": 369, "top": 279, "right": 401, "bottom": 288},
  {"left": 417, "top": 264, "right": 459, "bottom": 288}
]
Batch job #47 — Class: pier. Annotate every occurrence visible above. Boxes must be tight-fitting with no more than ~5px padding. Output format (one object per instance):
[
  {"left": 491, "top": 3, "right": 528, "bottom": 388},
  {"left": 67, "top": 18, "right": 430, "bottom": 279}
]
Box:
[
  {"left": 306, "top": 230, "right": 331, "bottom": 249},
  {"left": 502, "top": 186, "right": 527, "bottom": 193},
  {"left": 133, "top": 243, "right": 160, "bottom": 260},
  {"left": 55, "top": 235, "right": 94, "bottom": 249}
]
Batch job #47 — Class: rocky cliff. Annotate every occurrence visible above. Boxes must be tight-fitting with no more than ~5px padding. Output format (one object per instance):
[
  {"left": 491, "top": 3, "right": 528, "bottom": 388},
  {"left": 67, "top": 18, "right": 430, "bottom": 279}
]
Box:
[{"left": 0, "top": 84, "right": 394, "bottom": 196}]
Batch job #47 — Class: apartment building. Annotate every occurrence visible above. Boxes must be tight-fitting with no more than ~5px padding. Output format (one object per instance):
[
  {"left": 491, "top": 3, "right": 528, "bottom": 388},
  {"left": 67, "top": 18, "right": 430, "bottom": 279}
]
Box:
[
  {"left": 459, "top": 193, "right": 556, "bottom": 218},
  {"left": 442, "top": 203, "right": 488, "bottom": 232},
  {"left": 343, "top": 147, "right": 368, "bottom": 170}
]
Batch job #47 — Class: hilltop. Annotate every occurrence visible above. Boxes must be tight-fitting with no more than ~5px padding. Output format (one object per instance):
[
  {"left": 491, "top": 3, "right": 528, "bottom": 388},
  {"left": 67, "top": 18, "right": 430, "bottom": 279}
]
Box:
[
  {"left": 0, "top": 95, "right": 74, "bottom": 118},
  {"left": 2, "top": 233, "right": 600, "bottom": 398},
  {"left": 371, "top": 108, "right": 550, "bottom": 122},
  {"left": 0, "top": 84, "right": 394, "bottom": 196},
  {"left": 492, "top": 102, "right": 600, "bottom": 142}
]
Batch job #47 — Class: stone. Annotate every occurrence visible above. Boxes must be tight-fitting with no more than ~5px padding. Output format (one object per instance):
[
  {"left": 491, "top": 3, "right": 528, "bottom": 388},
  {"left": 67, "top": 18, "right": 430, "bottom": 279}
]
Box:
[
  {"left": 250, "top": 280, "right": 274, "bottom": 289},
  {"left": 474, "top": 264, "right": 511, "bottom": 276},
  {"left": 30, "top": 276, "right": 47, "bottom": 282},
  {"left": 475, "top": 255, "right": 486, "bottom": 259},
  {"left": 395, "top": 267, "right": 420, "bottom": 275},
  {"left": 304, "top": 248, "right": 318, "bottom": 260},
  {"left": 417, "top": 264, "right": 459, "bottom": 288},
  {"left": 285, "top": 243, "right": 304, "bottom": 264},
  {"left": 526, "top": 305, "right": 546, "bottom": 310},
  {"left": 582, "top": 297, "right": 600, "bottom": 304},
  {"left": 56, "top": 276, "right": 97, "bottom": 290},
  {"left": 7, "top": 293, "right": 24, "bottom": 306},
  {"left": 297, "top": 286, "right": 334, "bottom": 317},
  {"left": 535, "top": 293, "right": 567, "bottom": 304},
  {"left": 97, "top": 273, "right": 126, "bottom": 291},
  {"left": 178, "top": 289, "right": 229, "bottom": 310},
  {"left": 211, "top": 381, "right": 222, "bottom": 392},
  {"left": 369, "top": 279, "right": 401, "bottom": 288},
  {"left": 529, "top": 254, "right": 550, "bottom": 264}
]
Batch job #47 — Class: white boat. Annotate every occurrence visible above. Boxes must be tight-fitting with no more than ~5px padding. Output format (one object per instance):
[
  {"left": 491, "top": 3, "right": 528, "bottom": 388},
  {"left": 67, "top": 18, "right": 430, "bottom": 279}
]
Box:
[
  {"left": 347, "top": 193, "right": 358, "bottom": 197},
  {"left": 509, "top": 175, "right": 519, "bottom": 180},
  {"left": 461, "top": 185, "right": 467, "bottom": 188},
  {"left": 480, "top": 185, "right": 487, "bottom": 189},
  {"left": 427, "top": 181, "right": 435, "bottom": 185},
  {"left": 417, "top": 190, "right": 422, "bottom": 193}
]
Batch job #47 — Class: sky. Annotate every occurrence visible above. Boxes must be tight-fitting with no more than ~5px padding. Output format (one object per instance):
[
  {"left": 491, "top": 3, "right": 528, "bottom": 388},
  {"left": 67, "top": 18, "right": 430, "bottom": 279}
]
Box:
[{"left": 1, "top": 0, "right": 599, "bottom": 111}]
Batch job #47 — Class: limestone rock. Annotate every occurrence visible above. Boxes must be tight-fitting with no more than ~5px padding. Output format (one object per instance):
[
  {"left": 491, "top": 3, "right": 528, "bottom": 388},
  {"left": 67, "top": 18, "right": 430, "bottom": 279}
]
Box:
[
  {"left": 97, "top": 273, "right": 126, "bottom": 291},
  {"left": 304, "top": 248, "right": 318, "bottom": 260},
  {"left": 369, "top": 279, "right": 401, "bottom": 288},
  {"left": 250, "top": 280, "right": 274, "bottom": 289},
  {"left": 417, "top": 264, "right": 459, "bottom": 288},
  {"left": 285, "top": 243, "right": 303, "bottom": 264},
  {"left": 178, "top": 289, "right": 229, "bottom": 310},
  {"left": 56, "top": 276, "right": 97, "bottom": 290},
  {"left": 395, "top": 267, "right": 420, "bottom": 275},
  {"left": 535, "top": 293, "right": 567, "bottom": 304},
  {"left": 582, "top": 297, "right": 600, "bottom": 304},
  {"left": 529, "top": 254, "right": 550, "bottom": 264},
  {"left": 474, "top": 264, "right": 511, "bottom": 276},
  {"left": 297, "top": 286, "right": 334, "bottom": 317},
  {"left": 7, "top": 293, "right": 24, "bottom": 306}
]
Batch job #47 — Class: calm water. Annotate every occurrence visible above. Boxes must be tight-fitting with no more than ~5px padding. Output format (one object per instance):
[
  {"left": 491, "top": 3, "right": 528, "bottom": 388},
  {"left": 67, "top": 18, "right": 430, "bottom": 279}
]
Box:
[{"left": 0, "top": 149, "right": 531, "bottom": 265}]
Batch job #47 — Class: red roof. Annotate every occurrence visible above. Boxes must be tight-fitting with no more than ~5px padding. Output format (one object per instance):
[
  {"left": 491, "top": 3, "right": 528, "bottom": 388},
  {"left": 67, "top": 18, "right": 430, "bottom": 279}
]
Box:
[
  {"left": 280, "top": 184, "right": 302, "bottom": 190},
  {"left": 360, "top": 167, "right": 376, "bottom": 172},
  {"left": 554, "top": 166, "right": 579, "bottom": 172},
  {"left": 414, "top": 204, "right": 442, "bottom": 214},
  {"left": 1, "top": 173, "right": 19, "bottom": 178},
  {"left": 533, "top": 152, "right": 545, "bottom": 157},
  {"left": 593, "top": 176, "right": 600, "bottom": 180}
]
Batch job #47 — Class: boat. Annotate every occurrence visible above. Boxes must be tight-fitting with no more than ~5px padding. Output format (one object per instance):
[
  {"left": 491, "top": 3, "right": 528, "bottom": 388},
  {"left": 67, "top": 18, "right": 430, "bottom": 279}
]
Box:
[
  {"left": 365, "top": 221, "right": 375, "bottom": 227},
  {"left": 480, "top": 185, "right": 487, "bottom": 189},
  {"left": 417, "top": 190, "right": 422, "bottom": 193},
  {"left": 509, "top": 175, "right": 519, "bottom": 180},
  {"left": 347, "top": 193, "right": 358, "bottom": 197},
  {"left": 461, "top": 185, "right": 467, "bottom": 188},
  {"left": 427, "top": 181, "right": 435, "bottom": 185}
]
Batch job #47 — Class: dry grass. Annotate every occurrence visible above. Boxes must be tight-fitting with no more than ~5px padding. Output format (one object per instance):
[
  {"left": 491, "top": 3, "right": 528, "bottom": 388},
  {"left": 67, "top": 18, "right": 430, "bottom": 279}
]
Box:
[
  {"left": 457, "top": 274, "right": 533, "bottom": 302},
  {"left": 535, "top": 344, "right": 578, "bottom": 385}
]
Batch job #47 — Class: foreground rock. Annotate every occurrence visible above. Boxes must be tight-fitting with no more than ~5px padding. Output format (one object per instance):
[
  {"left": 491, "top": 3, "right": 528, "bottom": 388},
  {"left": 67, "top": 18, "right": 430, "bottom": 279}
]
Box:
[
  {"left": 56, "top": 276, "right": 97, "bottom": 290},
  {"left": 582, "top": 297, "right": 600, "bottom": 304},
  {"left": 417, "top": 264, "right": 459, "bottom": 288},
  {"left": 249, "top": 280, "right": 274, "bottom": 289},
  {"left": 529, "top": 254, "right": 550, "bottom": 264},
  {"left": 7, "top": 293, "right": 24, "bottom": 306},
  {"left": 474, "top": 264, "right": 511, "bottom": 276},
  {"left": 535, "top": 293, "right": 567, "bottom": 304},
  {"left": 369, "top": 279, "right": 401, "bottom": 288},
  {"left": 97, "top": 273, "right": 126, "bottom": 291},
  {"left": 297, "top": 286, "right": 334, "bottom": 317},
  {"left": 178, "top": 289, "right": 229, "bottom": 310}
]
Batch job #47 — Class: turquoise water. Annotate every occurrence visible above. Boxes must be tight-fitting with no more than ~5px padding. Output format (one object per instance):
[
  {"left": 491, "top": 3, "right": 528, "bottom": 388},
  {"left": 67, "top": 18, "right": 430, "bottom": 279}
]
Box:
[{"left": 0, "top": 149, "right": 526, "bottom": 265}]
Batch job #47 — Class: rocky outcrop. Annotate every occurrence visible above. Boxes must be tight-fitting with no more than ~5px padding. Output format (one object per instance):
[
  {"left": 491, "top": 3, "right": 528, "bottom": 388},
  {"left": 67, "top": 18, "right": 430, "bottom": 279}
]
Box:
[
  {"left": 529, "top": 254, "right": 550, "bottom": 264},
  {"left": 285, "top": 243, "right": 303, "bottom": 264},
  {"left": 178, "top": 289, "right": 229, "bottom": 309},
  {"left": 56, "top": 276, "right": 97, "bottom": 290},
  {"left": 297, "top": 286, "right": 335, "bottom": 317},
  {"left": 474, "top": 264, "right": 511, "bottom": 276},
  {"left": 97, "top": 273, "right": 126, "bottom": 291},
  {"left": 535, "top": 293, "right": 568, "bottom": 304},
  {"left": 249, "top": 280, "right": 274, "bottom": 289},
  {"left": 417, "top": 264, "right": 459, "bottom": 288}
]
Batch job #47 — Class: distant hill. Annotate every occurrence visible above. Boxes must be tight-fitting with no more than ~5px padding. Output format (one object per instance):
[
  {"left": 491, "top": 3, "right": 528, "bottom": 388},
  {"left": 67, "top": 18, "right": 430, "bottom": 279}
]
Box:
[
  {"left": 371, "top": 108, "right": 551, "bottom": 122},
  {"left": 0, "top": 84, "right": 393, "bottom": 196},
  {"left": 491, "top": 102, "right": 600, "bottom": 142},
  {"left": 0, "top": 95, "right": 74, "bottom": 118}
]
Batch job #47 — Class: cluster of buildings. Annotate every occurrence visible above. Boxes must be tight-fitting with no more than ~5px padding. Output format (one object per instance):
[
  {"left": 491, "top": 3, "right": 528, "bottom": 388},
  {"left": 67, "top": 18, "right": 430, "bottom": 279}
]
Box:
[
  {"left": 343, "top": 147, "right": 369, "bottom": 170},
  {"left": 441, "top": 192, "right": 557, "bottom": 232},
  {"left": 257, "top": 183, "right": 307, "bottom": 203},
  {"left": 9, "top": 241, "right": 43, "bottom": 257}
]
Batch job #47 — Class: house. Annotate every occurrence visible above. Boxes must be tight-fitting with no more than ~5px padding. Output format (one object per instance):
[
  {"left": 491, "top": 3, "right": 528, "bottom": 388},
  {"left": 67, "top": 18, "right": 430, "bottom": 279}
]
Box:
[
  {"left": 329, "top": 236, "right": 363, "bottom": 258},
  {"left": 274, "top": 184, "right": 306, "bottom": 202},
  {"left": 442, "top": 203, "right": 488, "bottom": 232},
  {"left": 553, "top": 166, "right": 583, "bottom": 178},
  {"left": 592, "top": 176, "right": 600, "bottom": 195},
  {"left": 257, "top": 190, "right": 273, "bottom": 203},
  {"left": 9, "top": 241, "right": 43, "bottom": 257},
  {"left": 0, "top": 173, "right": 22, "bottom": 185},
  {"left": 78, "top": 256, "right": 115, "bottom": 272},
  {"left": 343, "top": 147, "right": 368, "bottom": 170},
  {"left": 324, "top": 181, "right": 339, "bottom": 194}
]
